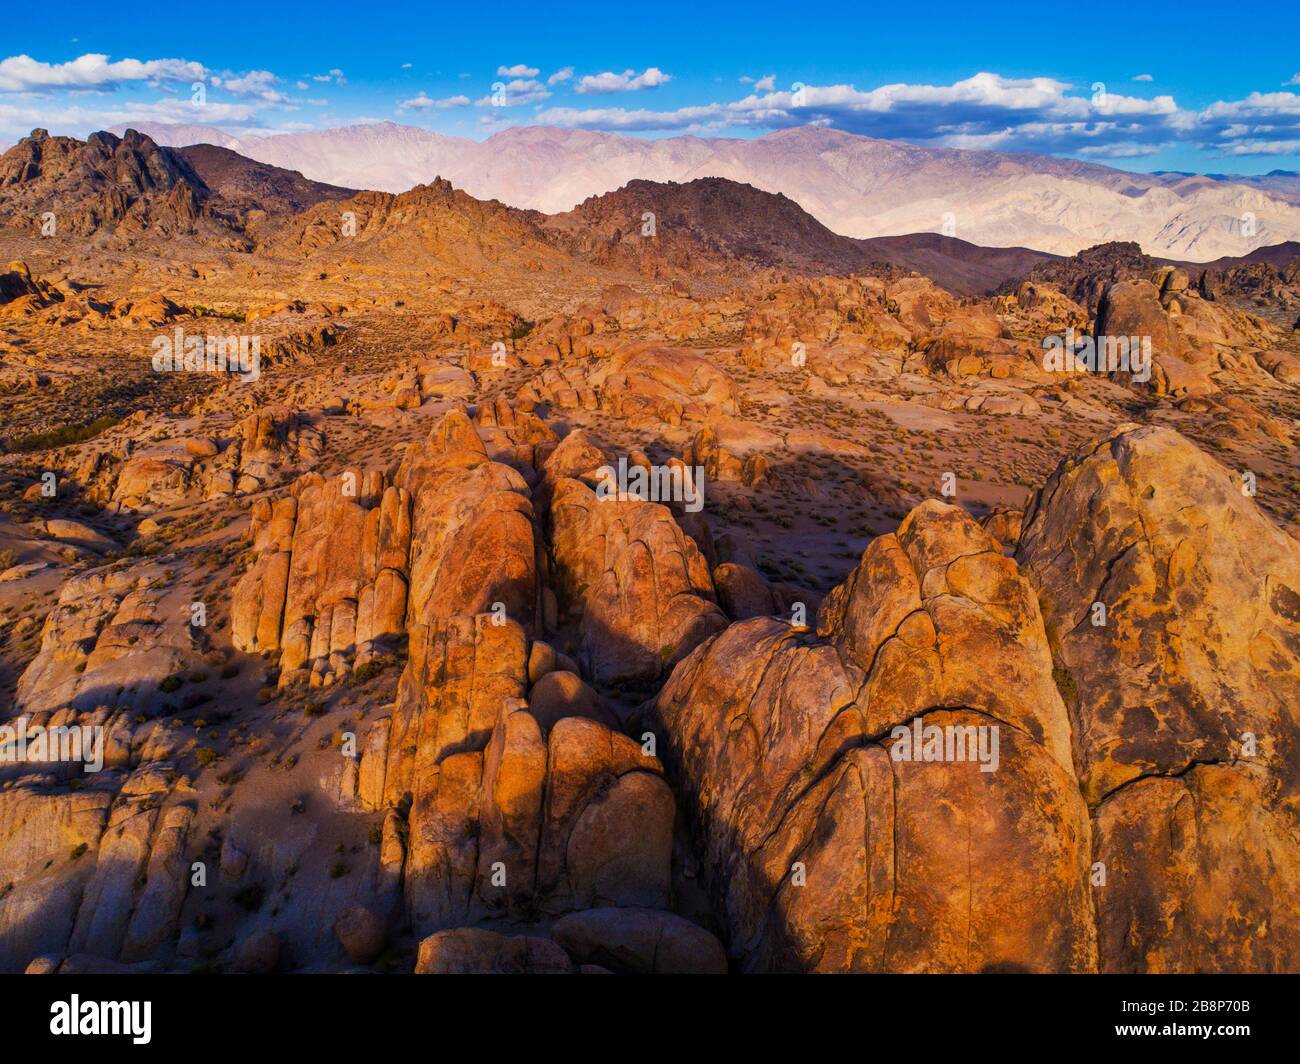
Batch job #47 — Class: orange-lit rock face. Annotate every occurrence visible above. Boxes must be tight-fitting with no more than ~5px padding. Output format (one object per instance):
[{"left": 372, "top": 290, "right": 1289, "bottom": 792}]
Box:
[
  {"left": 654, "top": 502, "right": 1096, "bottom": 973},
  {"left": 1018, "top": 425, "right": 1300, "bottom": 972}
]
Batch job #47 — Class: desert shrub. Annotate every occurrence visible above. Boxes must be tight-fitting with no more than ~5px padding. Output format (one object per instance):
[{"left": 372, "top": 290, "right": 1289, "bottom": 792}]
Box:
[{"left": 2, "top": 416, "right": 120, "bottom": 454}]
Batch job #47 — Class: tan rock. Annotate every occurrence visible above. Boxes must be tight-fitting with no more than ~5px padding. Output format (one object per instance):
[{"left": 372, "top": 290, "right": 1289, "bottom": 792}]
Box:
[
  {"left": 549, "top": 476, "right": 726, "bottom": 685},
  {"left": 654, "top": 501, "right": 1095, "bottom": 973},
  {"left": 1017, "top": 424, "right": 1300, "bottom": 972},
  {"left": 414, "top": 928, "right": 573, "bottom": 974},
  {"left": 551, "top": 908, "right": 728, "bottom": 974}
]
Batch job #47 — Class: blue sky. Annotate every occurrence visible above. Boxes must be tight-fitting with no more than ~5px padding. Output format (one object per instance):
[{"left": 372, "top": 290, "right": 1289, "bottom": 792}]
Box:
[{"left": 3, "top": 0, "right": 1299, "bottom": 173}]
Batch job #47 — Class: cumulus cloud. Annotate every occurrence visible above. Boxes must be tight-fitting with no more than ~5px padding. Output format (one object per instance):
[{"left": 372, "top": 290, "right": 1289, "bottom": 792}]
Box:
[
  {"left": 1193, "top": 90, "right": 1300, "bottom": 155},
  {"left": 533, "top": 71, "right": 1300, "bottom": 159},
  {"left": 497, "top": 64, "right": 540, "bottom": 78},
  {"left": 1133, "top": 73, "right": 1153, "bottom": 81},
  {"left": 398, "top": 91, "right": 471, "bottom": 111},
  {"left": 575, "top": 67, "right": 671, "bottom": 94},
  {"left": 548, "top": 66, "right": 574, "bottom": 85},
  {"left": 0, "top": 53, "right": 205, "bottom": 92},
  {"left": 478, "top": 78, "right": 550, "bottom": 106},
  {"left": 0, "top": 95, "right": 264, "bottom": 139},
  {"left": 212, "top": 70, "right": 288, "bottom": 103},
  {"left": 741, "top": 73, "right": 776, "bottom": 92}
]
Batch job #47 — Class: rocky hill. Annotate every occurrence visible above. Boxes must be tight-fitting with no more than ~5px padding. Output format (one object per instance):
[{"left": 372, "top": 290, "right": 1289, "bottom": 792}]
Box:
[
  {"left": 0, "top": 129, "right": 247, "bottom": 248},
  {"left": 177, "top": 144, "right": 358, "bottom": 216}
]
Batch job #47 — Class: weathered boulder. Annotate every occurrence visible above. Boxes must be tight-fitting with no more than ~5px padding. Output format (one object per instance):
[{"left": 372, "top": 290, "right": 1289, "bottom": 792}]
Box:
[
  {"left": 397, "top": 409, "right": 538, "bottom": 637},
  {"left": 414, "top": 928, "right": 573, "bottom": 974},
  {"left": 653, "top": 501, "right": 1096, "bottom": 972},
  {"left": 359, "top": 626, "right": 675, "bottom": 935},
  {"left": 231, "top": 409, "right": 535, "bottom": 685},
  {"left": 1017, "top": 424, "right": 1300, "bottom": 972},
  {"left": 551, "top": 907, "right": 728, "bottom": 974},
  {"left": 333, "top": 904, "right": 387, "bottom": 964},
  {"left": 549, "top": 476, "right": 726, "bottom": 686},
  {"left": 232, "top": 467, "right": 399, "bottom": 686},
  {"left": 527, "top": 670, "right": 619, "bottom": 734}
]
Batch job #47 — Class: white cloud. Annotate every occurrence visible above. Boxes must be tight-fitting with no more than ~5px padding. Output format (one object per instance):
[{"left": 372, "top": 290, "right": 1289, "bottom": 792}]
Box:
[
  {"left": 398, "top": 91, "right": 471, "bottom": 111},
  {"left": 0, "top": 53, "right": 205, "bottom": 92},
  {"left": 741, "top": 73, "right": 776, "bottom": 92},
  {"left": 536, "top": 71, "right": 1300, "bottom": 158},
  {"left": 401, "top": 63, "right": 413, "bottom": 70},
  {"left": 0, "top": 95, "right": 266, "bottom": 140},
  {"left": 497, "top": 64, "right": 539, "bottom": 78},
  {"left": 478, "top": 78, "right": 550, "bottom": 106},
  {"left": 213, "top": 69, "right": 288, "bottom": 103},
  {"left": 1133, "top": 73, "right": 1153, "bottom": 82},
  {"left": 575, "top": 67, "right": 672, "bottom": 94},
  {"left": 548, "top": 66, "right": 574, "bottom": 85}
]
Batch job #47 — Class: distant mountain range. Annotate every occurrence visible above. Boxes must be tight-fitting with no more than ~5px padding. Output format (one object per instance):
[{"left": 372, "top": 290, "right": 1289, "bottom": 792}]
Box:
[
  {"left": 3, "top": 128, "right": 1054, "bottom": 294},
  {"left": 7, "top": 128, "right": 1300, "bottom": 299},
  {"left": 117, "top": 121, "right": 1300, "bottom": 261}
]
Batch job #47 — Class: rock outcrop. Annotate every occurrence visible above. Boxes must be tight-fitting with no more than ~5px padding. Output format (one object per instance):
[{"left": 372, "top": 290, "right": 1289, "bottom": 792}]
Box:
[
  {"left": 653, "top": 500, "right": 1096, "bottom": 972},
  {"left": 232, "top": 409, "right": 536, "bottom": 685},
  {"left": 548, "top": 471, "right": 726, "bottom": 687},
  {"left": 1017, "top": 424, "right": 1300, "bottom": 972},
  {"left": 15, "top": 562, "right": 207, "bottom": 714}
]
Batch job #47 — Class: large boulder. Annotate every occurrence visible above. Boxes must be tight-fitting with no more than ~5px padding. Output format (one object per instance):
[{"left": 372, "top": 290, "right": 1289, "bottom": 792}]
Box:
[
  {"left": 551, "top": 908, "right": 727, "bottom": 974},
  {"left": 548, "top": 476, "right": 726, "bottom": 686},
  {"left": 231, "top": 409, "right": 536, "bottom": 686},
  {"left": 359, "top": 630, "right": 675, "bottom": 935},
  {"left": 1017, "top": 424, "right": 1300, "bottom": 972},
  {"left": 653, "top": 501, "right": 1095, "bottom": 972},
  {"left": 414, "top": 928, "right": 573, "bottom": 974}
]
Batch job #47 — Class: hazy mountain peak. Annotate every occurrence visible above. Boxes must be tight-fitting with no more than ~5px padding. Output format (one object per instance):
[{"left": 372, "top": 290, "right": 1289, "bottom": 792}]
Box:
[{"left": 113, "top": 120, "right": 1300, "bottom": 259}]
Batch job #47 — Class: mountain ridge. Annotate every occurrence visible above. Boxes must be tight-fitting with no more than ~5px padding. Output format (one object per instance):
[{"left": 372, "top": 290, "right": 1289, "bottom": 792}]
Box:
[{"left": 119, "top": 120, "right": 1300, "bottom": 260}]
